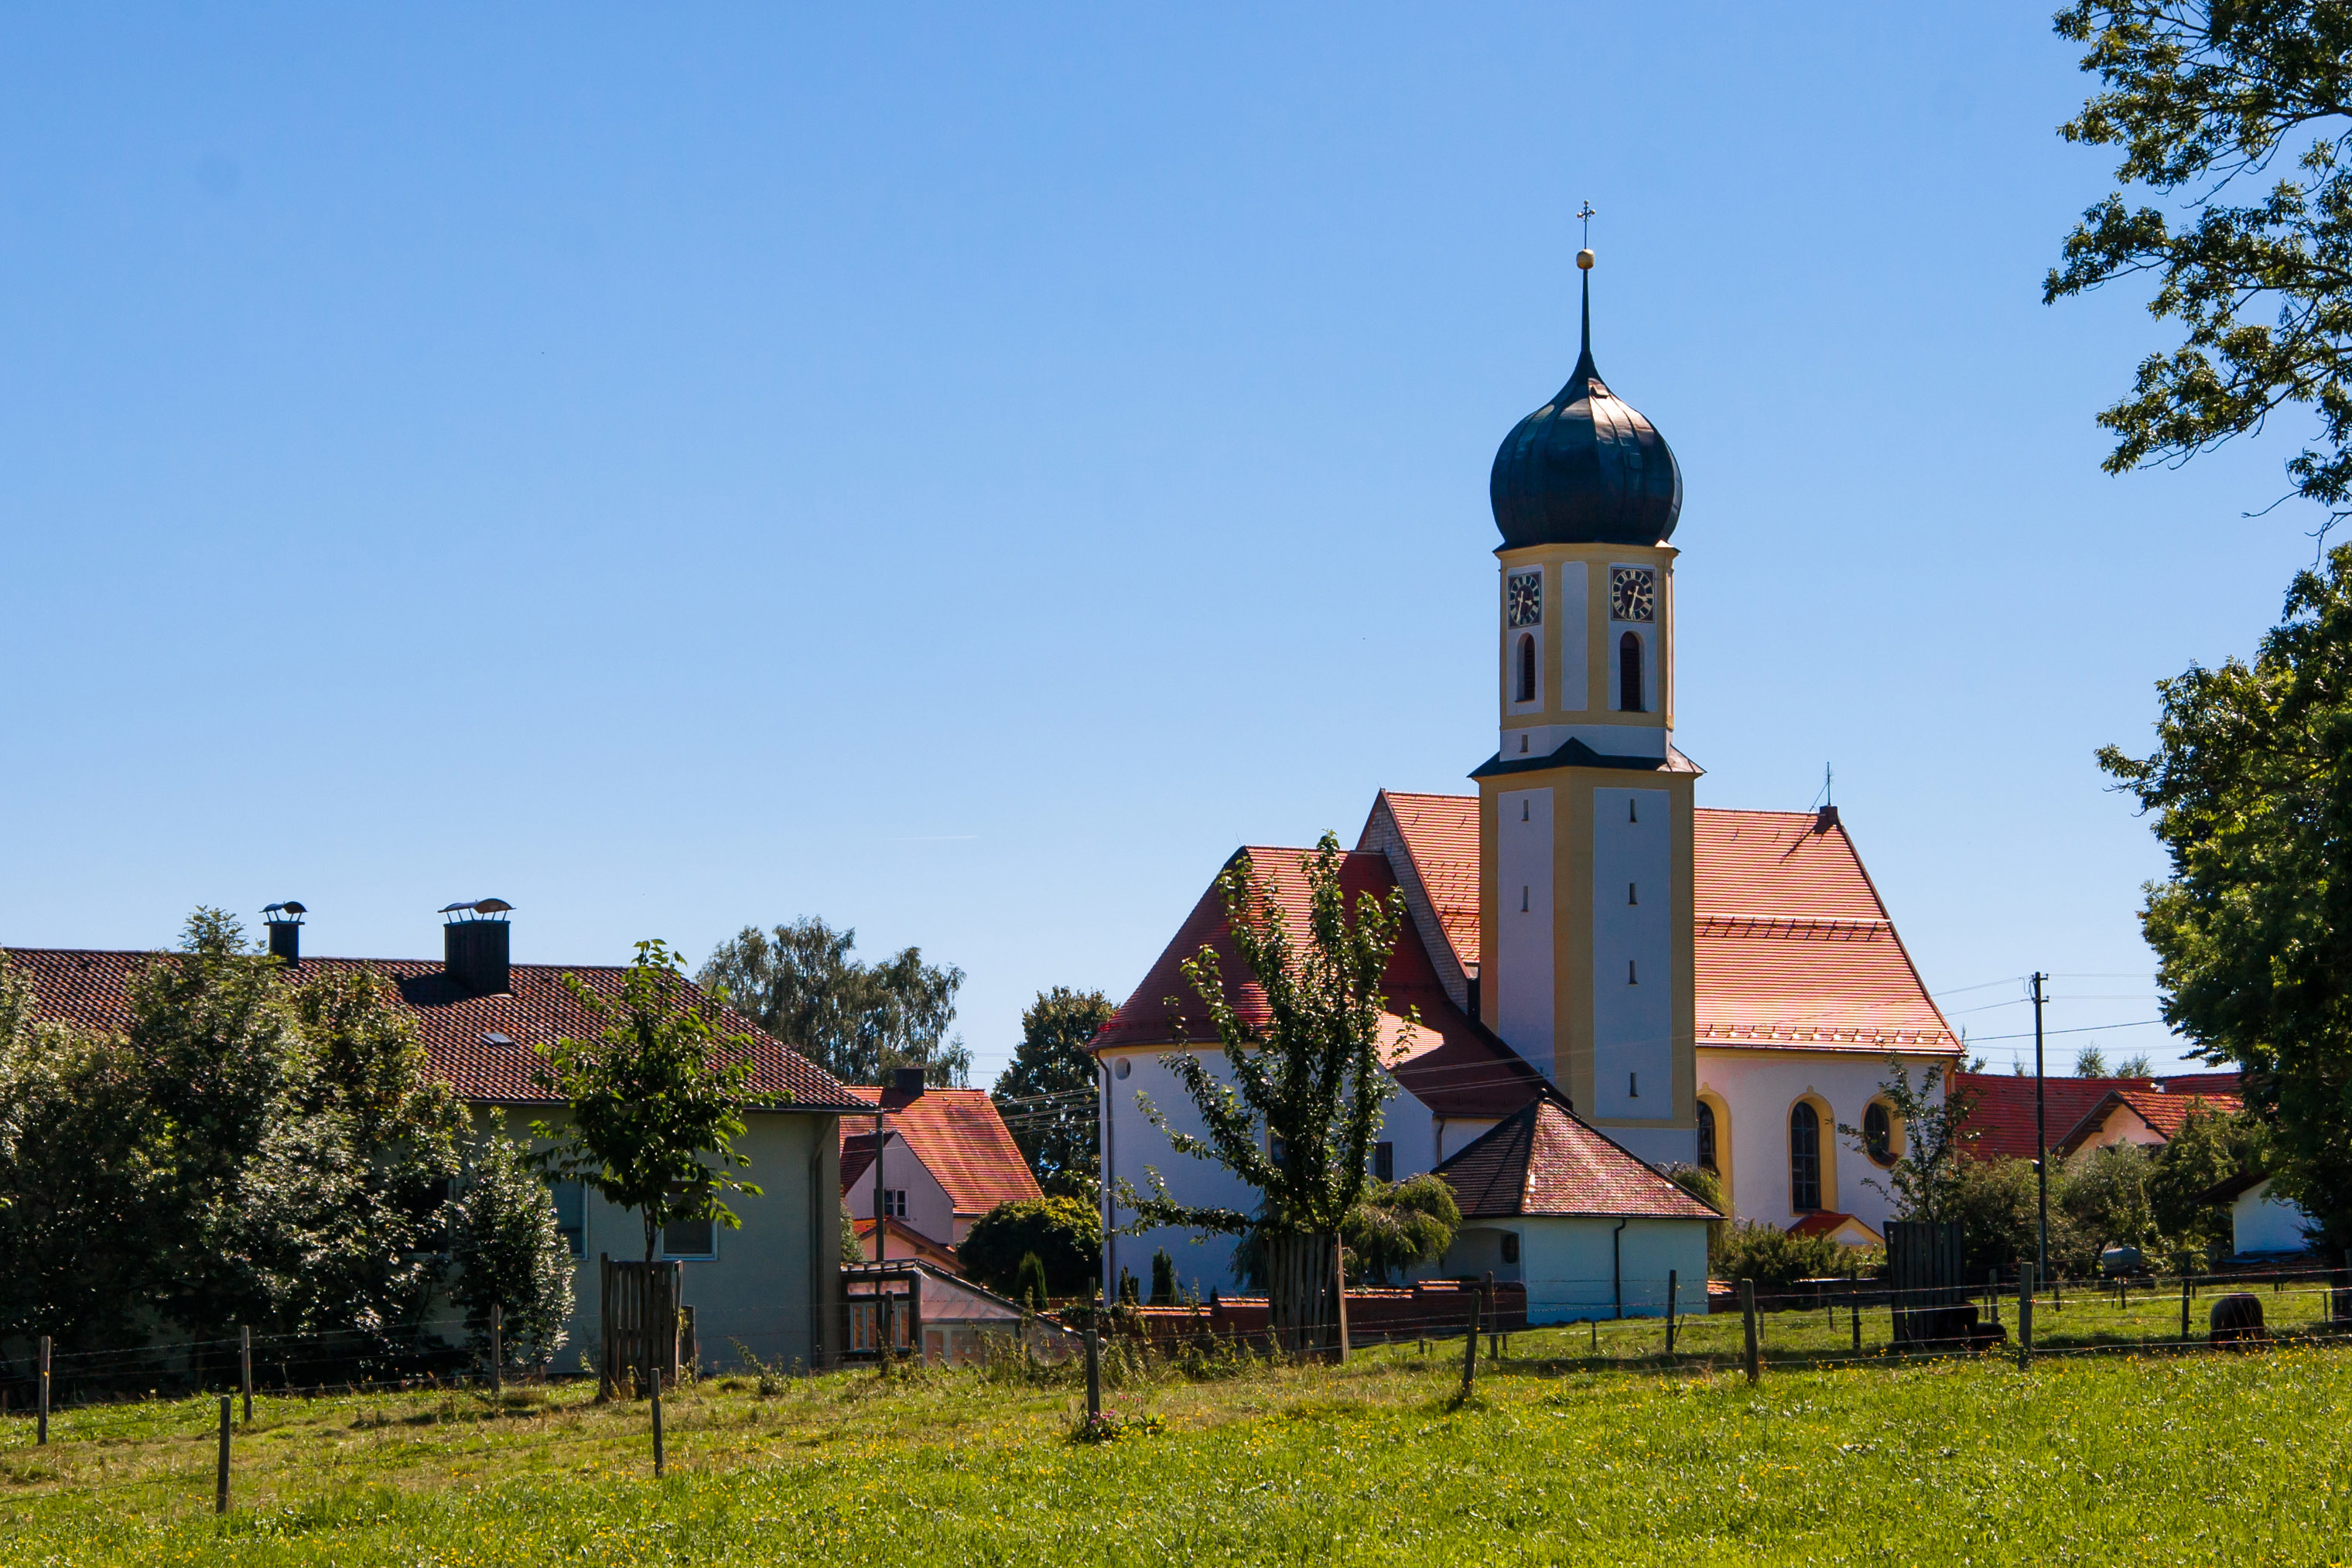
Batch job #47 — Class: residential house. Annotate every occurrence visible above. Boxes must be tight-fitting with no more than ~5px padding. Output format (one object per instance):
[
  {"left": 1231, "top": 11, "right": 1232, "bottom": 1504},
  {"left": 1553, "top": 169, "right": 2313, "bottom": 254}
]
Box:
[{"left": 839, "top": 1069, "right": 1040, "bottom": 1263}]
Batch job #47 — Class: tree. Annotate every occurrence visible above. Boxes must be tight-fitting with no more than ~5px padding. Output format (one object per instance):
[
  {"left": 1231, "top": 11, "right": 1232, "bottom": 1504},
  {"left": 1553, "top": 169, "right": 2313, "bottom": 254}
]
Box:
[
  {"left": 1148, "top": 1248, "right": 1178, "bottom": 1306},
  {"left": 956, "top": 1194, "right": 1100, "bottom": 1299},
  {"left": 2048, "top": 2, "right": 2352, "bottom": 531},
  {"left": 533, "top": 941, "right": 773, "bottom": 1381},
  {"left": 1014, "top": 1252, "right": 1050, "bottom": 1310},
  {"left": 2117, "top": 1054, "right": 2155, "bottom": 1077},
  {"left": 448, "top": 1136, "right": 576, "bottom": 1369},
  {"left": 2098, "top": 548, "right": 2352, "bottom": 1249},
  {"left": 1340, "top": 1173, "right": 1460, "bottom": 1287},
  {"left": 1666, "top": 1164, "right": 1729, "bottom": 1269},
  {"left": 1119, "top": 835, "right": 1410, "bottom": 1356},
  {"left": 2063, "top": 1143, "right": 2159, "bottom": 1262},
  {"left": 2147, "top": 1102, "right": 2270, "bottom": 1253},
  {"left": 992, "top": 987, "right": 1114, "bottom": 1197},
  {"left": 699, "top": 917, "right": 970, "bottom": 1086},
  {"left": 2074, "top": 1046, "right": 2111, "bottom": 1078},
  {"left": 1838, "top": 1058, "right": 1979, "bottom": 1223}
]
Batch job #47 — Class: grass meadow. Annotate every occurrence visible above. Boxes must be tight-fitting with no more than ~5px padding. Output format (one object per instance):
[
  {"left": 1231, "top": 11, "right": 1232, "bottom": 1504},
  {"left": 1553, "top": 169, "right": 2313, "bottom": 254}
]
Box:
[{"left": 6, "top": 1309, "right": 2352, "bottom": 1566}]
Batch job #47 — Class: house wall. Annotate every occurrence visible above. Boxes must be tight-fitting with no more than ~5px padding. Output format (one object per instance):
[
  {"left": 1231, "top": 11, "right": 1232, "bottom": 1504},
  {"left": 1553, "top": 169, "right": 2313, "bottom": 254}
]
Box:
[
  {"left": 493, "top": 1105, "right": 842, "bottom": 1372},
  {"left": 2071, "top": 1105, "right": 2166, "bottom": 1156},
  {"left": 2232, "top": 1178, "right": 2312, "bottom": 1255},
  {"left": 1427, "top": 1218, "right": 1709, "bottom": 1324},
  {"left": 1694, "top": 1047, "right": 1950, "bottom": 1236},
  {"left": 840, "top": 1134, "right": 956, "bottom": 1250}
]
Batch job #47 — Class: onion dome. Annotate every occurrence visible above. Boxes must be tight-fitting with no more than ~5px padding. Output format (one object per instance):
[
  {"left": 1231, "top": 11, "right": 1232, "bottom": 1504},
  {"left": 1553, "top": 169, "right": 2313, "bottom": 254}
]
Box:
[{"left": 1489, "top": 256, "right": 1681, "bottom": 548}]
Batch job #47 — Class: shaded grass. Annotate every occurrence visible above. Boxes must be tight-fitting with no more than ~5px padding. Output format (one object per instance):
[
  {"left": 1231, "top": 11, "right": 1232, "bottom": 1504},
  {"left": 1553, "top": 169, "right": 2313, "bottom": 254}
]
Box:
[{"left": 5, "top": 1336, "right": 2352, "bottom": 1564}]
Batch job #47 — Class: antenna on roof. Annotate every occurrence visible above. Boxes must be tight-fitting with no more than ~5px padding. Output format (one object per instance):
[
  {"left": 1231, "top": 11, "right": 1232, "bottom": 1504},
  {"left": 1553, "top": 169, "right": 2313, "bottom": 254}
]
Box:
[{"left": 1810, "top": 764, "right": 1839, "bottom": 830}]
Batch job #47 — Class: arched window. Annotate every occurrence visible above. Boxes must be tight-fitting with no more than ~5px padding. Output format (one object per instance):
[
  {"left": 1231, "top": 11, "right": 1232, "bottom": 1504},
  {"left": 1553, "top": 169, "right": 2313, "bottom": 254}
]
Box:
[
  {"left": 1619, "top": 630, "right": 1644, "bottom": 712},
  {"left": 1863, "top": 1100, "right": 1896, "bottom": 1168},
  {"left": 1515, "top": 634, "right": 1537, "bottom": 703},
  {"left": 1790, "top": 1102, "right": 1822, "bottom": 1212},
  {"left": 1696, "top": 1101, "right": 1718, "bottom": 1174}
]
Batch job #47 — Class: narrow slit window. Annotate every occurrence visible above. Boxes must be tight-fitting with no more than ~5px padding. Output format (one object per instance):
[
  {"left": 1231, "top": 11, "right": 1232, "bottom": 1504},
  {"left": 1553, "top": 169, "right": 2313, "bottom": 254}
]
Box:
[
  {"left": 1521, "top": 799, "right": 1530, "bottom": 821},
  {"left": 1520, "top": 886, "right": 1529, "bottom": 913},
  {"left": 1628, "top": 959, "right": 1638, "bottom": 984},
  {"left": 1697, "top": 1102, "right": 1718, "bottom": 1173},
  {"left": 1627, "top": 882, "right": 1638, "bottom": 904},
  {"left": 1629, "top": 798, "right": 1638, "bottom": 823},
  {"left": 1629, "top": 1072, "right": 1639, "bottom": 1098},
  {"left": 1515, "top": 634, "right": 1537, "bottom": 703},
  {"left": 1619, "top": 630, "right": 1644, "bottom": 712}
]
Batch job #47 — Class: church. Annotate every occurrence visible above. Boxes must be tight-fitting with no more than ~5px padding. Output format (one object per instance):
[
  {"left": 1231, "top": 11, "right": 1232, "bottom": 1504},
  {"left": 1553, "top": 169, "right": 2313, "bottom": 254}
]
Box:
[{"left": 1092, "top": 250, "right": 1961, "bottom": 1322}]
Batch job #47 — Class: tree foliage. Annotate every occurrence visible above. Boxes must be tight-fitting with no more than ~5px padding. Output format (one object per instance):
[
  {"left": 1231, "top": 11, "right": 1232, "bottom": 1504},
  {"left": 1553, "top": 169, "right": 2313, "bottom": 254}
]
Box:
[
  {"left": 699, "top": 917, "right": 969, "bottom": 1086},
  {"left": 448, "top": 1136, "right": 576, "bottom": 1367},
  {"left": 1838, "top": 1058, "right": 1979, "bottom": 1223},
  {"left": 2097, "top": 548, "right": 2352, "bottom": 1249},
  {"left": 992, "top": 986, "right": 1114, "bottom": 1197},
  {"left": 956, "top": 1194, "right": 1101, "bottom": 1299},
  {"left": 2049, "top": 1, "right": 2352, "bottom": 528},
  {"left": 1340, "top": 1174, "right": 1461, "bottom": 1286},
  {"left": 1714, "top": 1222, "right": 1857, "bottom": 1289},
  {"left": 532, "top": 940, "right": 772, "bottom": 1266}
]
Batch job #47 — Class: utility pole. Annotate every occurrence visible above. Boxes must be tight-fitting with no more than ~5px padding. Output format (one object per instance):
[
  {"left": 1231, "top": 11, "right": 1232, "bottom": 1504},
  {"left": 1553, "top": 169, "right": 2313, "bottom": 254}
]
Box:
[{"left": 2031, "top": 972, "right": 2050, "bottom": 1290}]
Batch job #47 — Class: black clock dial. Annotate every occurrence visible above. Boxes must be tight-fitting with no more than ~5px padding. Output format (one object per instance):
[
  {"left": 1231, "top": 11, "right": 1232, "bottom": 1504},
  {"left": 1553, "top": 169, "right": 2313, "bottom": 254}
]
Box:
[
  {"left": 1506, "top": 571, "right": 1542, "bottom": 627},
  {"left": 1610, "top": 567, "right": 1655, "bottom": 623}
]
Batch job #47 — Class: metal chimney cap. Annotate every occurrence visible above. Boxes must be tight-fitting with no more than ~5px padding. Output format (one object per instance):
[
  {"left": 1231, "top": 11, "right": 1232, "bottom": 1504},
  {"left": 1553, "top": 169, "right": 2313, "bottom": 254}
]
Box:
[
  {"left": 262, "top": 901, "right": 307, "bottom": 920},
  {"left": 439, "top": 898, "right": 514, "bottom": 920}
]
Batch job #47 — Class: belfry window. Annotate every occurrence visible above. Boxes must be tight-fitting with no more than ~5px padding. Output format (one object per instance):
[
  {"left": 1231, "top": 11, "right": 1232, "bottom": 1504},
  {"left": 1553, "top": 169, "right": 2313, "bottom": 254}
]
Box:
[
  {"left": 1790, "top": 1102, "right": 1823, "bottom": 1212},
  {"left": 1619, "top": 631, "right": 1644, "bottom": 712},
  {"left": 1515, "top": 634, "right": 1537, "bottom": 703},
  {"left": 1696, "top": 1102, "right": 1718, "bottom": 1174}
]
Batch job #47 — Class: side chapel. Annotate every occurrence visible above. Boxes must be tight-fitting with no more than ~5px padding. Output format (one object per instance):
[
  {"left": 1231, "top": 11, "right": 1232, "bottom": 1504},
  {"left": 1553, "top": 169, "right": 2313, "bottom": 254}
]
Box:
[{"left": 1092, "top": 250, "right": 1961, "bottom": 1322}]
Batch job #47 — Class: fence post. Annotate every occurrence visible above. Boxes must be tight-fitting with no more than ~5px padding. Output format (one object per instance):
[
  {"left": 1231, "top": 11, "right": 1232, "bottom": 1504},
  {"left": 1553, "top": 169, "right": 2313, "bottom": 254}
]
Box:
[
  {"left": 240, "top": 1325, "right": 253, "bottom": 1424},
  {"left": 215, "top": 1395, "right": 231, "bottom": 1513},
  {"left": 1458, "top": 1293, "right": 1479, "bottom": 1400},
  {"left": 2179, "top": 1273, "right": 2193, "bottom": 1341},
  {"left": 491, "top": 1303, "right": 504, "bottom": 1396},
  {"left": 1084, "top": 1329, "right": 1101, "bottom": 1421},
  {"left": 1483, "top": 1271, "right": 1497, "bottom": 1364},
  {"left": 649, "top": 1367, "right": 665, "bottom": 1479},
  {"left": 1740, "top": 1279, "right": 1759, "bottom": 1384},
  {"left": 1665, "top": 1269, "right": 1678, "bottom": 1356},
  {"left": 2016, "top": 1264, "right": 2034, "bottom": 1371},
  {"left": 1333, "top": 1235, "right": 1350, "bottom": 1365},
  {"left": 37, "top": 1335, "right": 50, "bottom": 1445},
  {"left": 1850, "top": 1279, "right": 1861, "bottom": 1352}
]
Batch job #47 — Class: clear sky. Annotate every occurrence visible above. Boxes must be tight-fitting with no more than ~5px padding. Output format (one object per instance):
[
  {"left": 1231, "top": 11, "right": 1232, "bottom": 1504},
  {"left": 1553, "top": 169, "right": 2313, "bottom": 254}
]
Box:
[{"left": 0, "top": 5, "right": 2317, "bottom": 1084}]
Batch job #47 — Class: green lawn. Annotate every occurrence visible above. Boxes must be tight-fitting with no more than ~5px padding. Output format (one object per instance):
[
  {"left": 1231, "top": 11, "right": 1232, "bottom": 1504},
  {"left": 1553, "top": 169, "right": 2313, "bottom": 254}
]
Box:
[{"left": 7, "top": 1326, "right": 2352, "bottom": 1565}]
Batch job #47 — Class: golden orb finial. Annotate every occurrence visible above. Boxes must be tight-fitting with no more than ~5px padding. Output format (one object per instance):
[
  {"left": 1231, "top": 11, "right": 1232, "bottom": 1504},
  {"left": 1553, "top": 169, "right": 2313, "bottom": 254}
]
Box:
[{"left": 1577, "top": 248, "right": 1595, "bottom": 270}]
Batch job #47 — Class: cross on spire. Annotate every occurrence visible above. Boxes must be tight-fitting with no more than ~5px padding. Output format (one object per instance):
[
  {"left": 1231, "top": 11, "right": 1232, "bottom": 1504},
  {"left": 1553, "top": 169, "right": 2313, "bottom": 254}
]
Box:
[{"left": 1578, "top": 200, "right": 1595, "bottom": 248}]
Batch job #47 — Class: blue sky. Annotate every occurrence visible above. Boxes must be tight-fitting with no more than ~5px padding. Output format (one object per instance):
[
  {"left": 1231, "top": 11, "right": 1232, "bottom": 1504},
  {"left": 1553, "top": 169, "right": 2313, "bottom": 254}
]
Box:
[{"left": 0, "top": 5, "right": 2318, "bottom": 1083}]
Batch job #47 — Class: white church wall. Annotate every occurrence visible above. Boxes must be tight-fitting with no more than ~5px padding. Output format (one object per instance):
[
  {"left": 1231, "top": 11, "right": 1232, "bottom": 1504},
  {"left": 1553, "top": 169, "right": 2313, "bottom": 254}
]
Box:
[
  {"left": 1496, "top": 787, "right": 1555, "bottom": 1081},
  {"left": 1591, "top": 787, "right": 1673, "bottom": 1122},
  {"left": 1696, "top": 1048, "right": 1949, "bottom": 1237}
]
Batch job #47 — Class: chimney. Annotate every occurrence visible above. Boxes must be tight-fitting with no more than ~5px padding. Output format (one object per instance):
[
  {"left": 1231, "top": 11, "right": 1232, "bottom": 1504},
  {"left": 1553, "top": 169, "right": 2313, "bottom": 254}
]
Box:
[
  {"left": 440, "top": 899, "right": 514, "bottom": 995},
  {"left": 890, "top": 1066, "right": 927, "bottom": 1098},
  {"left": 262, "top": 901, "right": 306, "bottom": 965},
  {"left": 1814, "top": 804, "right": 1841, "bottom": 832}
]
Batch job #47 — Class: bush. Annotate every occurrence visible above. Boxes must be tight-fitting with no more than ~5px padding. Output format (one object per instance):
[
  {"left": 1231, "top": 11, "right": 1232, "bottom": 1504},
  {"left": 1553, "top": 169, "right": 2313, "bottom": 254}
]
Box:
[
  {"left": 1014, "top": 1252, "right": 1049, "bottom": 1310},
  {"left": 1664, "top": 1164, "right": 1728, "bottom": 1268},
  {"left": 447, "top": 1136, "right": 574, "bottom": 1367},
  {"left": 1714, "top": 1221, "right": 1851, "bottom": 1288},
  {"left": 959, "top": 1195, "right": 1099, "bottom": 1299}
]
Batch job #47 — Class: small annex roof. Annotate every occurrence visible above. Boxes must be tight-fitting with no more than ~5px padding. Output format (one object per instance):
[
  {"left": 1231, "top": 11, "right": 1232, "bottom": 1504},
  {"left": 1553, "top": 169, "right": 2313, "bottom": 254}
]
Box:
[
  {"left": 841, "top": 1084, "right": 1041, "bottom": 1218},
  {"left": 1434, "top": 1090, "right": 1721, "bottom": 1221},
  {"left": 2, "top": 947, "right": 862, "bottom": 1109},
  {"left": 1092, "top": 845, "right": 1545, "bottom": 1121},
  {"left": 850, "top": 1216, "right": 962, "bottom": 1272},
  {"left": 1787, "top": 1211, "right": 1884, "bottom": 1247},
  {"left": 1953, "top": 1071, "right": 2241, "bottom": 1163},
  {"left": 2053, "top": 1085, "right": 2244, "bottom": 1159},
  {"left": 1365, "top": 795, "right": 1961, "bottom": 1057}
]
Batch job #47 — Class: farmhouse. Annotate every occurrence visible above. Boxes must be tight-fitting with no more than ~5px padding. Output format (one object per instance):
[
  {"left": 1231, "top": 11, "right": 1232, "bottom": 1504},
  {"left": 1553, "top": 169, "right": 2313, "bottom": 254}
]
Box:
[
  {"left": 5, "top": 901, "right": 861, "bottom": 1370},
  {"left": 1094, "top": 260, "right": 1961, "bottom": 1317}
]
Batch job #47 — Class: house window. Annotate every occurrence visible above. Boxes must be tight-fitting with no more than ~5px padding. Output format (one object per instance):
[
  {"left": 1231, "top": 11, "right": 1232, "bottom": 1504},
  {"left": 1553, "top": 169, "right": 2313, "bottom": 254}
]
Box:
[
  {"left": 1790, "top": 1102, "right": 1823, "bottom": 1213},
  {"left": 1619, "top": 631, "right": 1644, "bottom": 712},
  {"left": 1515, "top": 634, "right": 1537, "bottom": 703},
  {"left": 882, "top": 1188, "right": 908, "bottom": 1219},
  {"left": 1864, "top": 1101, "right": 1897, "bottom": 1168},
  {"left": 1501, "top": 1232, "right": 1521, "bottom": 1265},
  {"left": 1696, "top": 1102, "right": 1718, "bottom": 1175},
  {"left": 661, "top": 1214, "right": 716, "bottom": 1260},
  {"left": 549, "top": 1178, "right": 585, "bottom": 1259},
  {"left": 1373, "top": 1142, "right": 1394, "bottom": 1183}
]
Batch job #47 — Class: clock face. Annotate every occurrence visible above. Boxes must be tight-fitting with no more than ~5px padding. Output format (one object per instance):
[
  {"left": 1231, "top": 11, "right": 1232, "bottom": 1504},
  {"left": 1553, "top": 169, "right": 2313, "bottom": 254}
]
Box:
[
  {"left": 1506, "top": 571, "right": 1542, "bottom": 627},
  {"left": 1610, "top": 567, "right": 1656, "bottom": 623}
]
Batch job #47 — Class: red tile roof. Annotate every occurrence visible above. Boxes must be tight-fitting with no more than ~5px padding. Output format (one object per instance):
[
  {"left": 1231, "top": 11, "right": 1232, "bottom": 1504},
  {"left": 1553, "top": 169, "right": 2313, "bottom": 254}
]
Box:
[
  {"left": 851, "top": 1217, "right": 962, "bottom": 1270},
  {"left": 2, "top": 947, "right": 861, "bottom": 1109},
  {"left": 841, "top": 1085, "right": 1041, "bottom": 1218},
  {"left": 2053, "top": 1085, "right": 2244, "bottom": 1158},
  {"left": 1434, "top": 1091, "right": 1721, "bottom": 1220},
  {"left": 1952, "top": 1071, "right": 2241, "bottom": 1162},
  {"left": 1092, "top": 846, "right": 1545, "bottom": 1120},
  {"left": 1786, "top": 1211, "right": 1881, "bottom": 1245},
  {"left": 1361, "top": 791, "right": 1481, "bottom": 973}
]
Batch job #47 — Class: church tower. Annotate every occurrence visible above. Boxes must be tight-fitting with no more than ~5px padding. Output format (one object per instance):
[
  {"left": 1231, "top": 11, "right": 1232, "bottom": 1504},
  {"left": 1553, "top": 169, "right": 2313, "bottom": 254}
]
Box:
[{"left": 1474, "top": 245, "right": 1698, "bottom": 1169}]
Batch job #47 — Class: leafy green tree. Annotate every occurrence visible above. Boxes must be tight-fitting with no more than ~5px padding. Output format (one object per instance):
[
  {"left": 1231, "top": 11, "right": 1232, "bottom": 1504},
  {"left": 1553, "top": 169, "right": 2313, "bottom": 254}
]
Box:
[
  {"left": 839, "top": 1195, "right": 865, "bottom": 1266},
  {"left": 1341, "top": 1174, "right": 1461, "bottom": 1286},
  {"left": 1120, "top": 835, "right": 1410, "bottom": 1354},
  {"left": 992, "top": 986, "right": 1114, "bottom": 1197},
  {"left": 957, "top": 1194, "right": 1100, "bottom": 1298},
  {"left": 2062, "top": 1143, "right": 2159, "bottom": 1262},
  {"left": 2048, "top": 2, "right": 2352, "bottom": 528},
  {"left": 1838, "top": 1058, "right": 1979, "bottom": 1222},
  {"left": 534, "top": 941, "right": 774, "bottom": 1378},
  {"left": 1148, "top": 1248, "right": 1178, "bottom": 1307},
  {"left": 449, "top": 1135, "right": 576, "bottom": 1368},
  {"left": 2097, "top": 548, "right": 2352, "bottom": 1249},
  {"left": 700, "top": 917, "right": 970, "bottom": 1086},
  {"left": 0, "top": 962, "right": 169, "bottom": 1347},
  {"left": 2147, "top": 1102, "right": 2270, "bottom": 1254},
  {"left": 2116, "top": 1054, "right": 2155, "bottom": 1077},
  {"left": 1949, "top": 1157, "right": 2060, "bottom": 1278},
  {"left": 1014, "top": 1252, "right": 1049, "bottom": 1310},
  {"left": 2074, "top": 1046, "right": 2111, "bottom": 1078}
]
